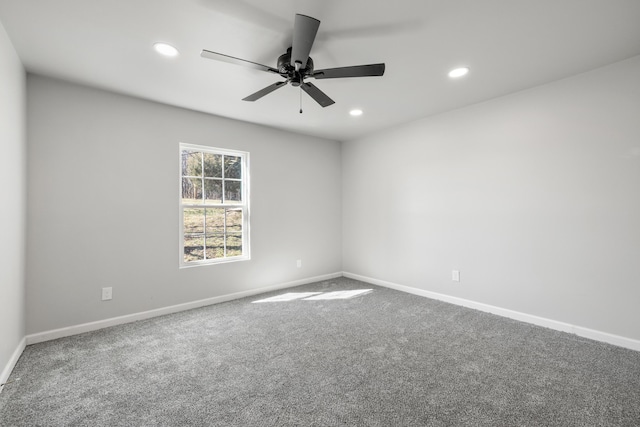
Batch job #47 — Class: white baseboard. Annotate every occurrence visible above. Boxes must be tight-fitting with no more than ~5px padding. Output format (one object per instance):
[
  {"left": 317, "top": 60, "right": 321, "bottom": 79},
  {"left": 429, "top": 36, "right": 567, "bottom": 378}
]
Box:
[
  {"left": 0, "top": 337, "right": 26, "bottom": 394},
  {"left": 343, "top": 271, "right": 640, "bottom": 352},
  {"left": 26, "top": 272, "right": 343, "bottom": 345}
]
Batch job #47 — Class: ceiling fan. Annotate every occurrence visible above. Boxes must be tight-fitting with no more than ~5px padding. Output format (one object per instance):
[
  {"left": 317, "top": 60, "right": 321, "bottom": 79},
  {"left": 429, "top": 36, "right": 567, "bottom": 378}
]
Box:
[{"left": 201, "top": 14, "right": 385, "bottom": 111}]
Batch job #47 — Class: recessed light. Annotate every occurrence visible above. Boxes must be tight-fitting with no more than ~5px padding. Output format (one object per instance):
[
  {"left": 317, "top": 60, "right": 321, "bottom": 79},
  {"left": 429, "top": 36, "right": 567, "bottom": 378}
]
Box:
[
  {"left": 153, "top": 42, "right": 179, "bottom": 57},
  {"left": 448, "top": 67, "right": 469, "bottom": 78},
  {"left": 349, "top": 109, "right": 363, "bottom": 117}
]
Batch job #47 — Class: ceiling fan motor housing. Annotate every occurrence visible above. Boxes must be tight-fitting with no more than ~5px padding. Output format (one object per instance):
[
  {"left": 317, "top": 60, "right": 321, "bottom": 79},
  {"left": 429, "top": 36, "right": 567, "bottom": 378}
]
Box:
[{"left": 278, "top": 47, "right": 314, "bottom": 86}]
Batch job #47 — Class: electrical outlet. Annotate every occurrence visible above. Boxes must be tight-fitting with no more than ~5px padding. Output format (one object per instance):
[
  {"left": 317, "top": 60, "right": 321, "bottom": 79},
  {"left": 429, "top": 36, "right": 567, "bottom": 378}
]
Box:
[
  {"left": 452, "top": 270, "right": 460, "bottom": 282},
  {"left": 296, "top": 259, "right": 302, "bottom": 268},
  {"left": 101, "top": 287, "right": 112, "bottom": 301}
]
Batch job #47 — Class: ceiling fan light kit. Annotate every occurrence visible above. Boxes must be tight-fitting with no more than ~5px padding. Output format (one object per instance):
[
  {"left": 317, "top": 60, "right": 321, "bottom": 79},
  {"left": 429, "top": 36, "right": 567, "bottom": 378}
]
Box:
[{"left": 201, "top": 14, "right": 385, "bottom": 111}]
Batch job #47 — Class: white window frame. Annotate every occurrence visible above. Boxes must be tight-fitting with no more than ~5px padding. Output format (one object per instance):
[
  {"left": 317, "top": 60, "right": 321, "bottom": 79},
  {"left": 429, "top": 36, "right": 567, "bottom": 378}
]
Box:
[{"left": 179, "top": 143, "right": 250, "bottom": 267}]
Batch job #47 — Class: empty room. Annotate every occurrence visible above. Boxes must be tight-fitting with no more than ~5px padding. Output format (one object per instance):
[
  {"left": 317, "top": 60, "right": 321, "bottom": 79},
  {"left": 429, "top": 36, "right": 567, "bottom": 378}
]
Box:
[{"left": 1, "top": 1, "right": 640, "bottom": 425}]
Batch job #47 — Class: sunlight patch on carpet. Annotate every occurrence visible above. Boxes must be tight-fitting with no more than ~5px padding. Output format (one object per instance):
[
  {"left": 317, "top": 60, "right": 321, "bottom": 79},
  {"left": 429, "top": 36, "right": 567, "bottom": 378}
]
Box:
[
  {"left": 303, "top": 289, "right": 373, "bottom": 300},
  {"left": 252, "top": 289, "right": 372, "bottom": 303},
  {"left": 252, "top": 292, "right": 322, "bottom": 303},
  {"left": 252, "top": 289, "right": 373, "bottom": 304}
]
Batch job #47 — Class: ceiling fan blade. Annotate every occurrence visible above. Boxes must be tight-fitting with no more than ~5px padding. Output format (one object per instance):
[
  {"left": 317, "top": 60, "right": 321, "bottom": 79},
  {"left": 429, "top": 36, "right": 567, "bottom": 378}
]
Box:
[
  {"left": 301, "top": 82, "right": 335, "bottom": 108},
  {"left": 201, "top": 49, "right": 279, "bottom": 74},
  {"left": 242, "top": 81, "right": 288, "bottom": 102},
  {"left": 291, "top": 14, "right": 320, "bottom": 69},
  {"left": 313, "top": 63, "right": 386, "bottom": 79}
]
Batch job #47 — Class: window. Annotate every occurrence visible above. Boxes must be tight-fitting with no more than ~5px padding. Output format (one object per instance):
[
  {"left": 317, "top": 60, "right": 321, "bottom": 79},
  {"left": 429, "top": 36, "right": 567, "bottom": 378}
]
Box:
[{"left": 179, "top": 144, "right": 249, "bottom": 266}]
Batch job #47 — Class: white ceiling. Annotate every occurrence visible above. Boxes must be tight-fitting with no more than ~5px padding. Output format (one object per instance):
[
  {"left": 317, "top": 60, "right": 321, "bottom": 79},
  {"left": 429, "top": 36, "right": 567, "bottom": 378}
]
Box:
[{"left": 1, "top": 0, "right": 640, "bottom": 141}]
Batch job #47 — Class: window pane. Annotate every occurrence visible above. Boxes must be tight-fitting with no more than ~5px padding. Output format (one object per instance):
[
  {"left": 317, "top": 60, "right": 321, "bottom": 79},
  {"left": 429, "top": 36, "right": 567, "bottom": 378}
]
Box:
[
  {"left": 180, "top": 144, "right": 248, "bottom": 266},
  {"left": 203, "top": 153, "right": 222, "bottom": 178},
  {"left": 181, "top": 150, "right": 202, "bottom": 177},
  {"left": 226, "top": 233, "right": 243, "bottom": 257},
  {"left": 184, "top": 236, "right": 204, "bottom": 262},
  {"left": 204, "top": 179, "right": 222, "bottom": 204},
  {"left": 224, "top": 156, "right": 242, "bottom": 179},
  {"left": 183, "top": 208, "right": 205, "bottom": 234},
  {"left": 205, "top": 208, "right": 224, "bottom": 234},
  {"left": 182, "top": 178, "right": 202, "bottom": 203},
  {"left": 226, "top": 208, "right": 242, "bottom": 233},
  {"left": 205, "top": 235, "right": 225, "bottom": 259},
  {"left": 224, "top": 181, "right": 241, "bottom": 203}
]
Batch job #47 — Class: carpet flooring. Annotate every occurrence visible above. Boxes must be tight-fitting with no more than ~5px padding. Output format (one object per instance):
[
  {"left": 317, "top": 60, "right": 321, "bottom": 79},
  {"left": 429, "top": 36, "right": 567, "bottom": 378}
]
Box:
[{"left": 1, "top": 277, "right": 639, "bottom": 426}]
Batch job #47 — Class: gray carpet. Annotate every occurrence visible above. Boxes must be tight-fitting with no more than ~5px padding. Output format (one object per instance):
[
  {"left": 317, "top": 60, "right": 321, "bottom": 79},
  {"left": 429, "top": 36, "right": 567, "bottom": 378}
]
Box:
[{"left": 1, "top": 277, "right": 639, "bottom": 426}]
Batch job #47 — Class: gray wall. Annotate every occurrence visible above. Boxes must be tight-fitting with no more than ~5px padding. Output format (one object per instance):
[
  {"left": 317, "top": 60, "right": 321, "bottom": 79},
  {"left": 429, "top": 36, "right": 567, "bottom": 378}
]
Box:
[
  {"left": 0, "top": 21, "right": 26, "bottom": 375},
  {"left": 343, "top": 56, "right": 640, "bottom": 341},
  {"left": 26, "top": 75, "right": 342, "bottom": 334}
]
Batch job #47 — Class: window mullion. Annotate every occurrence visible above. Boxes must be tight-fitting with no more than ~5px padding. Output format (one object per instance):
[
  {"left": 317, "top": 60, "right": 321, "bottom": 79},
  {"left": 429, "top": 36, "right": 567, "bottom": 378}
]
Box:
[
  {"left": 200, "top": 151, "right": 205, "bottom": 204},
  {"left": 221, "top": 154, "right": 226, "bottom": 204},
  {"left": 223, "top": 207, "right": 227, "bottom": 258},
  {"left": 203, "top": 207, "right": 208, "bottom": 260}
]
